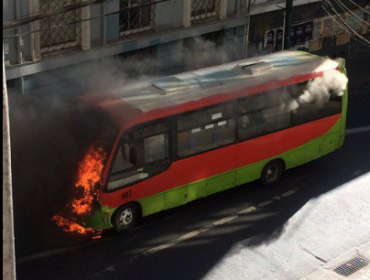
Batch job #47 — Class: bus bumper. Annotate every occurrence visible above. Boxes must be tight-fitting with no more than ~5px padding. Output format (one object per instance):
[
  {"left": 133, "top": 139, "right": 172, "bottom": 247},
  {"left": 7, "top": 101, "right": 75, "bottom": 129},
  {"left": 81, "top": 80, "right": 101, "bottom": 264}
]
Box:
[{"left": 78, "top": 203, "right": 115, "bottom": 230}]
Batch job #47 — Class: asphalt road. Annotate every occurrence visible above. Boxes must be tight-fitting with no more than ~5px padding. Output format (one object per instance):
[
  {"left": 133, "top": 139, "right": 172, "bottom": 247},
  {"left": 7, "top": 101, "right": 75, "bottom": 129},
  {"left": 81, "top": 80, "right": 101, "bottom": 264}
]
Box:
[{"left": 15, "top": 54, "right": 370, "bottom": 280}]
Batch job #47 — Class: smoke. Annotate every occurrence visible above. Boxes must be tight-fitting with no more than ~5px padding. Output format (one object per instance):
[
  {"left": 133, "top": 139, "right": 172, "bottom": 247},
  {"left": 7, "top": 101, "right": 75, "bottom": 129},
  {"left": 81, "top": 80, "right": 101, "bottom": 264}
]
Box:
[
  {"left": 298, "top": 70, "right": 348, "bottom": 105},
  {"left": 9, "top": 93, "right": 114, "bottom": 257},
  {"left": 183, "top": 37, "right": 243, "bottom": 71}
]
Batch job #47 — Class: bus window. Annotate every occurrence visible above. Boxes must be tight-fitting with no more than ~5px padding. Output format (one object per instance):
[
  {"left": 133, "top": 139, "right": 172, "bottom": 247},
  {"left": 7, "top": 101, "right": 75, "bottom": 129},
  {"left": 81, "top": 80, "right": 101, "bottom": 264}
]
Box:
[
  {"left": 107, "top": 122, "right": 170, "bottom": 191},
  {"left": 177, "top": 103, "right": 236, "bottom": 158},
  {"left": 111, "top": 143, "right": 133, "bottom": 173},
  {"left": 144, "top": 133, "right": 168, "bottom": 163},
  {"left": 238, "top": 90, "right": 291, "bottom": 140},
  {"left": 293, "top": 93, "right": 342, "bottom": 125}
]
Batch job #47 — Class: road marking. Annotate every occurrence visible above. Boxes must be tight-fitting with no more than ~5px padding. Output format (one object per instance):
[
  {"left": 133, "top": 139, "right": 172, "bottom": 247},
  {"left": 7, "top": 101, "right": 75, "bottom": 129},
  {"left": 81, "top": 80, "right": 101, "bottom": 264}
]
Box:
[
  {"left": 238, "top": 206, "right": 257, "bottom": 215},
  {"left": 213, "top": 215, "right": 239, "bottom": 226},
  {"left": 282, "top": 190, "right": 296, "bottom": 197},
  {"left": 346, "top": 125, "right": 370, "bottom": 135},
  {"left": 257, "top": 200, "right": 273, "bottom": 207}
]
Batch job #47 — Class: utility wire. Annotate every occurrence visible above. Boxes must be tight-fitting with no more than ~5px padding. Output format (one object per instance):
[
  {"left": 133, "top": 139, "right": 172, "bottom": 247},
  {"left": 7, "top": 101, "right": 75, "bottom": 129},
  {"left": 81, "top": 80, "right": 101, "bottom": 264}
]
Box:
[
  {"left": 321, "top": 3, "right": 370, "bottom": 48},
  {"left": 3, "top": 4, "right": 152, "bottom": 41},
  {"left": 3, "top": 0, "right": 106, "bottom": 30},
  {"left": 346, "top": 0, "right": 370, "bottom": 15},
  {"left": 332, "top": 0, "right": 369, "bottom": 26},
  {"left": 323, "top": 0, "right": 370, "bottom": 43},
  {"left": 322, "top": 0, "right": 370, "bottom": 46},
  {"left": 3, "top": 0, "right": 169, "bottom": 31}
]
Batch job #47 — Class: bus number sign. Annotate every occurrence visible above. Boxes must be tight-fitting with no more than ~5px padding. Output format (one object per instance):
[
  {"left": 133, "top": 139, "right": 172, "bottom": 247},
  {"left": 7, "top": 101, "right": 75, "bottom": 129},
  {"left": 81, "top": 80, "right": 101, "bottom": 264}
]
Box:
[{"left": 121, "top": 190, "right": 132, "bottom": 199}]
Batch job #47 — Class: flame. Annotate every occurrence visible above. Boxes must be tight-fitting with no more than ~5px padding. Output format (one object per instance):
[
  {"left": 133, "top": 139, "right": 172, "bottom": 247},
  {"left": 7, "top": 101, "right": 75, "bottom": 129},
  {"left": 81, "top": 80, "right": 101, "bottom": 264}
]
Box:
[
  {"left": 52, "top": 215, "right": 95, "bottom": 235},
  {"left": 71, "top": 145, "right": 106, "bottom": 215},
  {"left": 52, "top": 215, "right": 102, "bottom": 239},
  {"left": 52, "top": 144, "right": 106, "bottom": 238}
]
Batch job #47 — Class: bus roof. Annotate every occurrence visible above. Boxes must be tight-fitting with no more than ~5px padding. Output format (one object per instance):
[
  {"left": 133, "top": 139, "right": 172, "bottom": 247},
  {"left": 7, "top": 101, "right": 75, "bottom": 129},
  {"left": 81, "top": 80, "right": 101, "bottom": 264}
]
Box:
[{"left": 84, "top": 51, "right": 339, "bottom": 131}]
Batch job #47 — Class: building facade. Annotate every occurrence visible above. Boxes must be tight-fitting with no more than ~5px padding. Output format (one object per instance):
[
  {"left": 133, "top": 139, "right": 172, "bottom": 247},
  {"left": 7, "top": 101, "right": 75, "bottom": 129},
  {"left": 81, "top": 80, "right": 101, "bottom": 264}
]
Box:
[
  {"left": 247, "top": 0, "right": 370, "bottom": 57},
  {"left": 4, "top": 0, "right": 369, "bottom": 96},
  {"left": 3, "top": 0, "right": 251, "bottom": 95}
]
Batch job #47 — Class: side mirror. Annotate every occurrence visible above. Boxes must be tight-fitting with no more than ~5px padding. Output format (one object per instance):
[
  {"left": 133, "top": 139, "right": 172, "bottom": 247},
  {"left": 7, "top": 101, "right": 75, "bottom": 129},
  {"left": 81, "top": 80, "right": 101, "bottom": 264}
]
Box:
[{"left": 129, "top": 147, "right": 138, "bottom": 165}]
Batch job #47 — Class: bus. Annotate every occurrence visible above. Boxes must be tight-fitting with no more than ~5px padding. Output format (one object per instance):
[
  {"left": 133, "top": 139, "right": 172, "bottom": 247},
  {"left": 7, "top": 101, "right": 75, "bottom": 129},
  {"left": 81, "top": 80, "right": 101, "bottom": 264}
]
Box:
[{"left": 79, "top": 51, "right": 348, "bottom": 233}]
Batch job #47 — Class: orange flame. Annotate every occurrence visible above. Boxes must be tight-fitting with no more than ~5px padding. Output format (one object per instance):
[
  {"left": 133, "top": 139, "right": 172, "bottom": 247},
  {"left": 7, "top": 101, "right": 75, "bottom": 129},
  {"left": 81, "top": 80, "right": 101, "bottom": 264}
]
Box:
[
  {"left": 52, "top": 215, "right": 96, "bottom": 235},
  {"left": 71, "top": 145, "right": 106, "bottom": 215},
  {"left": 52, "top": 144, "right": 106, "bottom": 238}
]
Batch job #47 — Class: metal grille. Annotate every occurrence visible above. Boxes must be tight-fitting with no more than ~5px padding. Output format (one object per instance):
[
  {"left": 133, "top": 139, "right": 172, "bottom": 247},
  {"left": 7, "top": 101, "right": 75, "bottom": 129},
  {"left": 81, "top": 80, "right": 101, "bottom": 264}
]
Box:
[
  {"left": 39, "top": 0, "right": 81, "bottom": 56},
  {"left": 119, "top": 0, "right": 155, "bottom": 37},
  {"left": 333, "top": 255, "right": 369, "bottom": 276},
  {"left": 191, "top": 0, "right": 221, "bottom": 24}
]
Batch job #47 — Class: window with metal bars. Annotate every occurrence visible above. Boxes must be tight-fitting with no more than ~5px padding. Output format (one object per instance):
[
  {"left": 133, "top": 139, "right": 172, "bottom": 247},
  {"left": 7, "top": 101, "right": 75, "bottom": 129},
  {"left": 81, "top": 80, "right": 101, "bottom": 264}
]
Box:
[
  {"left": 191, "top": 0, "right": 221, "bottom": 24},
  {"left": 119, "top": 0, "right": 155, "bottom": 37},
  {"left": 39, "top": 0, "right": 81, "bottom": 55}
]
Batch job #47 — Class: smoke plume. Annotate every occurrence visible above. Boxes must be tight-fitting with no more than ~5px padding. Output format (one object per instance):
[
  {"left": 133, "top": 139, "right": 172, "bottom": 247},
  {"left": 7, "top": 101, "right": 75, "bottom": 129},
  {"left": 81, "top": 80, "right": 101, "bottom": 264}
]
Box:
[
  {"left": 298, "top": 70, "right": 348, "bottom": 105},
  {"left": 9, "top": 93, "right": 113, "bottom": 257},
  {"left": 183, "top": 37, "right": 243, "bottom": 71}
]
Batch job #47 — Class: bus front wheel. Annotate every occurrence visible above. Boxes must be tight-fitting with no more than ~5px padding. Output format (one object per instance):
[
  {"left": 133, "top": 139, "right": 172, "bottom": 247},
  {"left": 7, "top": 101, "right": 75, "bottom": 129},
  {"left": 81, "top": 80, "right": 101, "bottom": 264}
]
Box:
[
  {"left": 260, "top": 160, "right": 283, "bottom": 187},
  {"left": 112, "top": 203, "right": 140, "bottom": 233}
]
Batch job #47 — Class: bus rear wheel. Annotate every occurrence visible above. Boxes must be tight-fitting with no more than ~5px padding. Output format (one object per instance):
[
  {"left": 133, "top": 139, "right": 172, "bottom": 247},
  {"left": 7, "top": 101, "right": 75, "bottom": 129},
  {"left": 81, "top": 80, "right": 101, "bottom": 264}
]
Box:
[
  {"left": 112, "top": 203, "right": 140, "bottom": 233},
  {"left": 260, "top": 160, "right": 283, "bottom": 187}
]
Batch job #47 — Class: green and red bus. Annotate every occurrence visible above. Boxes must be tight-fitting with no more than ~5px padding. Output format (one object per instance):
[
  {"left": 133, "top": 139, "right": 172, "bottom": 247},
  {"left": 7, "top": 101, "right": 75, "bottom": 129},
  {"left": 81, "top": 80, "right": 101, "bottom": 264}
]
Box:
[{"left": 80, "top": 51, "right": 348, "bottom": 233}]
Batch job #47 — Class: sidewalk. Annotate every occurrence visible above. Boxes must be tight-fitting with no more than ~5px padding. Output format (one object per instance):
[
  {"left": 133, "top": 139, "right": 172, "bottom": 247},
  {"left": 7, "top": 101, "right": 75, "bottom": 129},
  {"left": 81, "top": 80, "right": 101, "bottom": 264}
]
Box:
[
  {"left": 301, "top": 241, "right": 370, "bottom": 280},
  {"left": 204, "top": 172, "right": 370, "bottom": 280}
]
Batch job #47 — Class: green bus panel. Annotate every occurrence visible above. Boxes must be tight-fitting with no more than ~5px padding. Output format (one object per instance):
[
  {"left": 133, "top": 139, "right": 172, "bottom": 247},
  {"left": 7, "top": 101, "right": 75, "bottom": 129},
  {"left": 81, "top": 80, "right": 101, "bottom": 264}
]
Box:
[
  {"left": 186, "top": 180, "right": 207, "bottom": 202},
  {"left": 319, "top": 132, "right": 339, "bottom": 157},
  {"left": 164, "top": 186, "right": 187, "bottom": 210},
  {"left": 140, "top": 193, "right": 165, "bottom": 217},
  {"left": 236, "top": 161, "right": 265, "bottom": 186},
  {"left": 207, "top": 171, "right": 236, "bottom": 195},
  {"left": 282, "top": 147, "right": 306, "bottom": 169}
]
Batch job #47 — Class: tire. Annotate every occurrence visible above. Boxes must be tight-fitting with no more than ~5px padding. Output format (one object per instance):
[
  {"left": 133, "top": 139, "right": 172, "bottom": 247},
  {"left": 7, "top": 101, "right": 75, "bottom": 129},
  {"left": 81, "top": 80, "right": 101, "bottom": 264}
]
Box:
[
  {"left": 112, "top": 203, "right": 140, "bottom": 233},
  {"left": 260, "top": 160, "right": 283, "bottom": 187}
]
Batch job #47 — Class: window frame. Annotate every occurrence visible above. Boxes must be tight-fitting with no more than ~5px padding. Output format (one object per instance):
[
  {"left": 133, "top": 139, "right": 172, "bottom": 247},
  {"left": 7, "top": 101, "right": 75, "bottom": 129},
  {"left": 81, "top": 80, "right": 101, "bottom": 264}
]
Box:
[
  {"left": 237, "top": 89, "right": 293, "bottom": 141},
  {"left": 119, "top": 0, "right": 155, "bottom": 37},
  {"left": 176, "top": 101, "right": 238, "bottom": 159},
  {"left": 105, "top": 118, "right": 172, "bottom": 192},
  {"left": 29, "top": 0, "right": 90, "bottom": 60}
]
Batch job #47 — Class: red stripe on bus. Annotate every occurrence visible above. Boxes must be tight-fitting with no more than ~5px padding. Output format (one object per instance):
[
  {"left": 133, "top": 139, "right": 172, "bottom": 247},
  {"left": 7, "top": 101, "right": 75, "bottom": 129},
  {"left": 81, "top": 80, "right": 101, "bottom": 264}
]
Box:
[{"left": 100, "top": 114, "right": 340, "bottom": 208}]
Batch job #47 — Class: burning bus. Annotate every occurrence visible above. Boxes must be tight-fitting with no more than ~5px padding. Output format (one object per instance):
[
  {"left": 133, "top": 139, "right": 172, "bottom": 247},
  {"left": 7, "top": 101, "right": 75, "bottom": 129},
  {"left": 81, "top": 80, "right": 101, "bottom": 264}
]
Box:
[{"left": 59, "top": 51, "right": 348, "bottom": 234}]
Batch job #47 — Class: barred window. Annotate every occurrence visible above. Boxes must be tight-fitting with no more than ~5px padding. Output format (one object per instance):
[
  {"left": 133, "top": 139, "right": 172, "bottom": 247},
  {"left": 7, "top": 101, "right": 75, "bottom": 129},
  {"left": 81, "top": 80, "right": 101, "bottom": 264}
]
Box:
[
  {"left": 39, "top": 0, "right": 81, "bottom": 55},
  {"left": 119, "top": 0, "right": 155, "bottom": 37},
  {"left": 191, "top": 0, "right": 221, "bottom": 24}
]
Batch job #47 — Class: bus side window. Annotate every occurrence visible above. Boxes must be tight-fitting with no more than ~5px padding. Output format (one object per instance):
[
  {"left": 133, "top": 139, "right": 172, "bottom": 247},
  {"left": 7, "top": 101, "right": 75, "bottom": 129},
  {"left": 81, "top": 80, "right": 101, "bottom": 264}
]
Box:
[
  {"left": 107, "top": 122, "right": 170, "bottom": 191},
  {"left": 177, "top": 103, "right": 236, "bottom": 158},
  {"left": 111, "top": 143, "right": 133, "bottom": 174},
  {"left": 238, "top": 89, "right": 291, "bottom": 140},
  {"left": 291, "top": 82, "right": 342, "bottom": 125}
]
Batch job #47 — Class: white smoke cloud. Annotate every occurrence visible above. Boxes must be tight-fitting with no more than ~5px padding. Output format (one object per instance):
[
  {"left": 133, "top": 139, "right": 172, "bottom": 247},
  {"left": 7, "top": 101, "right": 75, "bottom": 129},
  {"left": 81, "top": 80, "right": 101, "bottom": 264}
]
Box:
[
  {"left": 183, "top": 37, "right": 243, "bottom": 71},
  {"left": 298, "top": 70, "right": 348, "bottom": 105}
]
